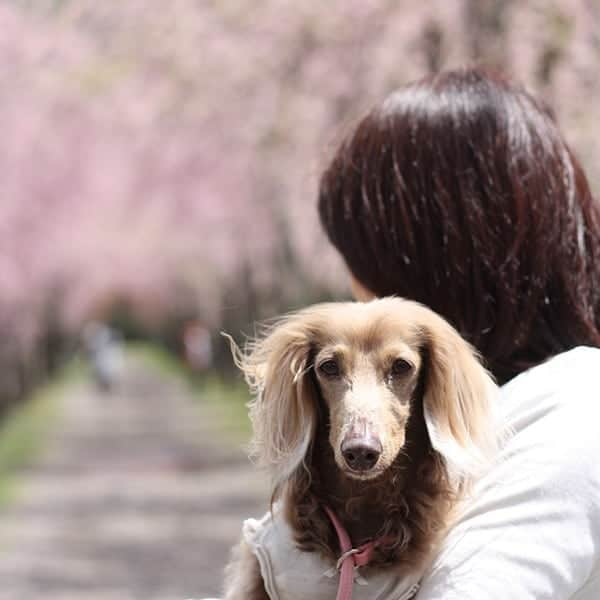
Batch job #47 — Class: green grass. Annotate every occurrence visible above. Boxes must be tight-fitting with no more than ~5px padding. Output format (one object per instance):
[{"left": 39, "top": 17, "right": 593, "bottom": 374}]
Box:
[
  {"left": 194, "top": 372, "right": 251, "bottom": 442},
  {"left": 127, "top": 342, "right": 252, "bottom": 442},
  {"left": 126, "top": 342, "right": 190, "bottom": 382},
  {"left": 0, "top": 360, "right": 84, "bottom": 508}
]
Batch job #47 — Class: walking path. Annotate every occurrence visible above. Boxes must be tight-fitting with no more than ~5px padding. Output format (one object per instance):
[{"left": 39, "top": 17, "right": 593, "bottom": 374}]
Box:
[{"left": 0, "top": 359, "right": 267, "bottom": 600}]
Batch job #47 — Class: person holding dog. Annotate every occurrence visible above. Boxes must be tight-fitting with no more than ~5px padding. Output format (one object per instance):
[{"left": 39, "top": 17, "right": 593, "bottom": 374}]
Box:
[{"left": 318, "top": 67, "right": 600, "bottom": 599}]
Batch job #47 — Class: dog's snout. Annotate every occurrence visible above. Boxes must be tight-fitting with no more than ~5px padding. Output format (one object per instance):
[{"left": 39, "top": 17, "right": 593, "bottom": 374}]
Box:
[{"left": 341, "top": 436, "right": 382, "bottom": 471}]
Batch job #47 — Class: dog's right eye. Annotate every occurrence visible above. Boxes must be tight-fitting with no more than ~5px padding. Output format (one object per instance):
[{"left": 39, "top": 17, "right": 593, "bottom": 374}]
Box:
[{"left": 318, "top": 359, "right": 340, "bottom": 377}]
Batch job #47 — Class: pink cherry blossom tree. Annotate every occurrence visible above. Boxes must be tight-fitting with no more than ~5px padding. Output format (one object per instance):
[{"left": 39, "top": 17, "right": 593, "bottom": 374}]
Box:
[{"left": 0, "top": 0, "right": 598, "bottom": 410}]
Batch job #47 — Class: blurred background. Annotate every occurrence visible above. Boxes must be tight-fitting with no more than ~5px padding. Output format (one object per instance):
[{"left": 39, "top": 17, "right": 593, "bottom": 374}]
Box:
[{"left": 0, "top": 1, "right": 598, "bottom": 598}]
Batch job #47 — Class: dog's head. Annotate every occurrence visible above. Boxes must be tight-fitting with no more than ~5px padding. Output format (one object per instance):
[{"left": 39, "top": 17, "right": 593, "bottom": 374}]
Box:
[{"left": 234, "top": 298, "right": 498, "bottom": 488}]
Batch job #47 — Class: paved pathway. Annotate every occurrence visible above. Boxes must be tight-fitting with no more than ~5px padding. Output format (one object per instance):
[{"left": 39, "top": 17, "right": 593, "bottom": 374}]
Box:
[{"left": 0, "top": 359, "right": 268, "bottom": 599}]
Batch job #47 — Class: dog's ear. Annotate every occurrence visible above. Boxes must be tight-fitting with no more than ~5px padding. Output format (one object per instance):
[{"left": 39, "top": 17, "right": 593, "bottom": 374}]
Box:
[
  {"left": 418, "top": 310, "right": 499, "bottom": 479},
  {"left": 228, "top": 314, "right": 318, "bottom": 487}
]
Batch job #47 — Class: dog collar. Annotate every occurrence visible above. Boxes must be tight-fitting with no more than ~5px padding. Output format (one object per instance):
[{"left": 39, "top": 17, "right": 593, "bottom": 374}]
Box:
[{"left": 323, "top": 505, "right": 392, "bottom": 600}]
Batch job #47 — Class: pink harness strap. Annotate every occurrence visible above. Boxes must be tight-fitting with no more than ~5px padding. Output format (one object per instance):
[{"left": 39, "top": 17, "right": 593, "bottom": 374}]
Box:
[{"left": 323, "top": 505, "right": 389, "bottom": 600}]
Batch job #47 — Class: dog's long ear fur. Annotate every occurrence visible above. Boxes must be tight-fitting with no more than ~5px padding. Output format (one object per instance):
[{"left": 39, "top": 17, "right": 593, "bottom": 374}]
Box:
[
  {"left": 231, "top": 315, "right": 317, "bottom": 488},
  {"left": 418, "top": 309, "right": 499, "bottom": 480}
]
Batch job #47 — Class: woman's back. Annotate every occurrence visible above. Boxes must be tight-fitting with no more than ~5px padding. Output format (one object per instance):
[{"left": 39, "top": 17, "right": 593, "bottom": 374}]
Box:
[{"left": 318, "top": 67, "right": 600, "bottom": 598}]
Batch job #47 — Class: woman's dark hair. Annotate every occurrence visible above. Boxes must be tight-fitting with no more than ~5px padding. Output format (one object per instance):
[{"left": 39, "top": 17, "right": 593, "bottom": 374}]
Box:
[{"left": 318, "top": 67, "right": 600, "bottom": 383}]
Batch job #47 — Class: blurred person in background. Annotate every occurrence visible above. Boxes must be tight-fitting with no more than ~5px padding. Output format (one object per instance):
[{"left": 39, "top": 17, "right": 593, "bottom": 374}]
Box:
[
  {"left": 182, "top": 320, "right": 213, "bottom": 372},
  {"left": 317, "top": 67, "right": 600, "bottom": 599},
  {"left": 82, "top": 321, "right": 124, "bottom": 392}
]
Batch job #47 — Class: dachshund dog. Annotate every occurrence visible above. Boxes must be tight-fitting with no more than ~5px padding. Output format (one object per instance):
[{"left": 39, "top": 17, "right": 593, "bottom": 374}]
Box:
[{"left": 223, "top": 298, "right": 499, "bottom": 600}]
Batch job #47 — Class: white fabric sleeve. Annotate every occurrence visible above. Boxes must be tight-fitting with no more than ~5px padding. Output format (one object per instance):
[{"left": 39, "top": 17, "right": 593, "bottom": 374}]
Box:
[{"left": 418, "top": 347, "right": 600, "bottom": 600}]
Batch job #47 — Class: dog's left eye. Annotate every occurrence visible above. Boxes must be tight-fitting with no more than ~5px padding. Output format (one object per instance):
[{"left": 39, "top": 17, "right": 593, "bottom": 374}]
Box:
[
  {"left": 391, "top": 358, "right": 413, "bottom": 376},
  {"left": 318, "top": 359, "right": 340, "bottom": 377}
]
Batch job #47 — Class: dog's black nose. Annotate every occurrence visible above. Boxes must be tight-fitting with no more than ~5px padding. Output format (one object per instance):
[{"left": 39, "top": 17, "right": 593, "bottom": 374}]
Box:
[{"left": 341, "top": 437, "right": 382, "bottom": 471}]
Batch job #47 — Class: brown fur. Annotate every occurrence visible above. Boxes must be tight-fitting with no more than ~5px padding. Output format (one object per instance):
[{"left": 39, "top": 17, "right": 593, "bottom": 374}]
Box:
[
  {"left": 223, "top": 298, "right": 498, "bottom": 598},
  {"left": 283, "top": 371, "right": 457, "bottom": 575}
]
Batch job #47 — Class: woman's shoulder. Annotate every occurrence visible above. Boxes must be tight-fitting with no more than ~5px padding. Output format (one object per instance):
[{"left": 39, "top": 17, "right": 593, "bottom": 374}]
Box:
[
  {"left": 503, "top": 345, "right": 600, "bottom": 390},
  {"left": 500, "top": 345, "right": 600, "bottom": 426},
  {"left": 490, "top": 346, "right": 600, "bottom": 500}
]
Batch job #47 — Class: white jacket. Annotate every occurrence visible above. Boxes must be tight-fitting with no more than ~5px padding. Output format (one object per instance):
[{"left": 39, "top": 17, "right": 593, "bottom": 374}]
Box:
[{"left": 419, "top": 346, "right": 600, "bottom": 599}]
